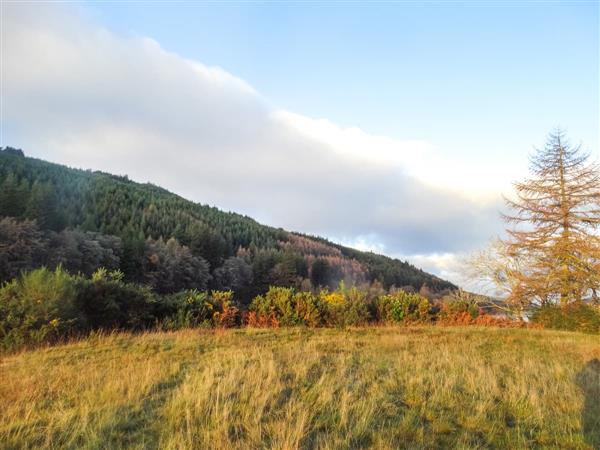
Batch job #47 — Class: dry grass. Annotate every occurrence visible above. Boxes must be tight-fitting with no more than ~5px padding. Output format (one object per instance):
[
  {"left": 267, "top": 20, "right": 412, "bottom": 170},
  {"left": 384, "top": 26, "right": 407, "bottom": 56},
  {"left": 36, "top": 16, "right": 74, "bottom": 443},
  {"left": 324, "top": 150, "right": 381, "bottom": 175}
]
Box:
[{"left": 1, "top": 327, "right": 599, "bottom": 449}]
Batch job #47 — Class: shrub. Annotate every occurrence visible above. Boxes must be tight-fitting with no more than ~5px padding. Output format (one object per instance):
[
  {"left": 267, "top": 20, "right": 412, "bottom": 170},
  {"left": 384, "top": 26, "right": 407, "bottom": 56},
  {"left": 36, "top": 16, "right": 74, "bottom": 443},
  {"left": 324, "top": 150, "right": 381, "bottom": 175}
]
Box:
[
  {"left": 209, "top": 290, "right": 239, "bottom": 328},
  {"left": 531, "top": 304, "right": 600, "bottom": 334},
  {"left": 249, "top": 287, "right": 301, "bottom": 327},
  {"left": 159, "top": 290, "right": 241, "bottom": 329},
  {"left": 0, "top": 267, "right": 80, "bottom": 350},
  {"left": 160, "top": 290, "right": 213, "bottom": 330},
  {"left": 0, "top": 267, "right": 160, "bottom": 350},
  {"left": 74, "top": 268, "right": 157, "bottom": 330},
  {"left": 248, "top": 286, "right": 372, "bottom": 328},
  {"left": 248, "top": 287, "right": 327, "bottom": 328},
  {"left": 245, "top": 310, "right": 280, "bottom": 328},
  {"left": 255, "top": 287, "right": 297, "bottom": 326},
  {"left": 375, "top": 291, "right": 431, "bottom": 323},
  {"left": 437, "top": 299, "right": 480, "bottom": 324},
  {"left": 320, "top": 286, "right": 371, "bottom": 327},
  {"left": 1, "top": 269, "right": 546, "bottom": 352},
  {"left": 294, "top": 291, "right": 325, "bottom": 327}
]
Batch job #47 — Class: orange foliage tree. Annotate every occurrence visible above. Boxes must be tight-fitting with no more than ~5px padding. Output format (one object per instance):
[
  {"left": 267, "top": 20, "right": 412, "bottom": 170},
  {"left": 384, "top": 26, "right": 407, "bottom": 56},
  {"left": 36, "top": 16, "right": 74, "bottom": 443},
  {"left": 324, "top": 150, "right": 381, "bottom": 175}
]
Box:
[{"left": 502, "top": 131, "right": 600, "bottom": 307}]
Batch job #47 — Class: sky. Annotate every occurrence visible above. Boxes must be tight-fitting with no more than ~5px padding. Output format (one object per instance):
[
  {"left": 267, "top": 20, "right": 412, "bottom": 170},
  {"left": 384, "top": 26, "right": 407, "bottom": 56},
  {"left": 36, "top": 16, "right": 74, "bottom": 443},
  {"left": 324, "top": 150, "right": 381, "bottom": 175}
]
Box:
[{"left": 1, "top": 1, "right": 599, "bottom": 288}]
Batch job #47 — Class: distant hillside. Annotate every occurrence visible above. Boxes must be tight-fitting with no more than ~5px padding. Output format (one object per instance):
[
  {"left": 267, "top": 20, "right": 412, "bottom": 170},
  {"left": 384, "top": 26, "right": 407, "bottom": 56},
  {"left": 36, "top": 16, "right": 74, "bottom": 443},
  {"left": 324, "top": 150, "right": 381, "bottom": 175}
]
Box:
[{"left": 0, "top": 147, "right": 455, "bottom": 301}]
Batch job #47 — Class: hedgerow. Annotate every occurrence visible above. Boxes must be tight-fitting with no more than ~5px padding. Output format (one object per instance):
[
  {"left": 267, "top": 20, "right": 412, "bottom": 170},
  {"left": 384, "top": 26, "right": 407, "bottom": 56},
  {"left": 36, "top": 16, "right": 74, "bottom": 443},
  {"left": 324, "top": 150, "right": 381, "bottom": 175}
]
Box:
[{"left": 3, "top": 267, "right": 594, "bottom": 351}]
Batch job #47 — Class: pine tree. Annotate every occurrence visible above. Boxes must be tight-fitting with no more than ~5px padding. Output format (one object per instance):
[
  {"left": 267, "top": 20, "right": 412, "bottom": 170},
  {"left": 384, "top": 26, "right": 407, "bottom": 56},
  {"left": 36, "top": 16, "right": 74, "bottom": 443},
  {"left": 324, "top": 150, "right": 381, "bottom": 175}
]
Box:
[
  {"left": 503, "top": 131, "right": 600, "bottom": 306},
  {"left": 25, "top": 182, "right": 64, "bottom": 231},
  {"left": 0, "top": 173, "right": 28, "bottom": 218}
]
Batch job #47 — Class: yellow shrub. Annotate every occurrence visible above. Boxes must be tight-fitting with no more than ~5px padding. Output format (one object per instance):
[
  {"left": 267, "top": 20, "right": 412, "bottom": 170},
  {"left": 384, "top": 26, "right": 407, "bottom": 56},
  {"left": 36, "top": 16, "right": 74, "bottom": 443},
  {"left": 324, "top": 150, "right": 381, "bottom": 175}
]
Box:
[{"left": 320, "top": 291, "right": 345, "bottom": 306}]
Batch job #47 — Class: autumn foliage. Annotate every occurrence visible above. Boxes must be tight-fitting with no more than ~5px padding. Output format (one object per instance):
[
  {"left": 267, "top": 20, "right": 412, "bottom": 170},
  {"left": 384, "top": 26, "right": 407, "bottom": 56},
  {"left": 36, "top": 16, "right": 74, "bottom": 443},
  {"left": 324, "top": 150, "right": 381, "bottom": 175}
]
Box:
[
  {"left": 501, "top": 131, "right": 600, "bottom": 307},
  {"left": 245, "top": 285, "right": 523, "bottom": 329},
  {"left": 0, "top": 269, "right": 552, "bottom": 352}
]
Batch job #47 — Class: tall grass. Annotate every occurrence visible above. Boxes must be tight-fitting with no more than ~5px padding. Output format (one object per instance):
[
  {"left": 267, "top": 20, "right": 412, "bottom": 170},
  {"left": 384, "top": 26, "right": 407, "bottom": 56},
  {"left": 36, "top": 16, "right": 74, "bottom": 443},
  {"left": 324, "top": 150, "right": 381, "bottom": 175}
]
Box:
[{"left": 1, "top": 327, "right": 599, "bottom": 449}]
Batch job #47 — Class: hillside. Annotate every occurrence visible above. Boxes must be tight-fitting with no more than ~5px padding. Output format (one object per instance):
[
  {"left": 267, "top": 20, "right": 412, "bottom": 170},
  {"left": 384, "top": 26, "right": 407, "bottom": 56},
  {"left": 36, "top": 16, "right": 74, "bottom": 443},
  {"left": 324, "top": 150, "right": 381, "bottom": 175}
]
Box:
[
  {"left": 2, "top": 327, "right": 598, "bottom": 449},
  {"left": 0, "top": 147, "right": 455, "bottom": 302}
]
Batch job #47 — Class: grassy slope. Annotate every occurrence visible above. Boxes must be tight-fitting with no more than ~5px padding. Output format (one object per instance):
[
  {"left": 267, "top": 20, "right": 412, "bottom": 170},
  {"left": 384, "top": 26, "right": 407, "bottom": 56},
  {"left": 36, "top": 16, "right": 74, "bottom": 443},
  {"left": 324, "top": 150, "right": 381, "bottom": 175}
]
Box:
[{"left": 1, "top": 327, "right": 599, "bottom": 449}]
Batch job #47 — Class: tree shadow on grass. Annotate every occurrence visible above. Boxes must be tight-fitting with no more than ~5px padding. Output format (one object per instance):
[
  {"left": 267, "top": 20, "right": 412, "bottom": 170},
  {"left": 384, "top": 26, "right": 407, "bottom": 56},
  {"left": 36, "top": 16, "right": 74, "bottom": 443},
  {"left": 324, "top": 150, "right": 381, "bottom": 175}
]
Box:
[
  {"left": 92, "top": 363, "right": 190, "bottom": 449},
  {"left": 576, "top": 359, "right": 600, "bottom": 450}
]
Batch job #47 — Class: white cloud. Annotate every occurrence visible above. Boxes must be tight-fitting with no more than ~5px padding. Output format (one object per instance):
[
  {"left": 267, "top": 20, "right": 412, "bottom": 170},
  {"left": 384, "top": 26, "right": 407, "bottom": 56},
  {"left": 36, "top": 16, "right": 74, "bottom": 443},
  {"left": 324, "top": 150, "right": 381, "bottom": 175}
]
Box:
[
  {"left": 2, "top": 3, "right": 506, "bottom": 286},
  {"left": 401, "top": 252, "right": 466, "bottom": 286},
  {"left": 273, "top": 111, "right": 432, "bottom": 168},
  {"left": 273, "top": 110, "right": 515, "bottom": 201},
  {"left": 334, "top": 235, "right": 387, "bottom": 254}
]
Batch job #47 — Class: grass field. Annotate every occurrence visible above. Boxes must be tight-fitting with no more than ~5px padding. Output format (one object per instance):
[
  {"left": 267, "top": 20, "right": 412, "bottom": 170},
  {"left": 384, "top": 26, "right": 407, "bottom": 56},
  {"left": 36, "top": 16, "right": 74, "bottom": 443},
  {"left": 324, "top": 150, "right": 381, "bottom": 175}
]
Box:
[{"left": 1, "top": 327, "right": 599, "bottom": 449}]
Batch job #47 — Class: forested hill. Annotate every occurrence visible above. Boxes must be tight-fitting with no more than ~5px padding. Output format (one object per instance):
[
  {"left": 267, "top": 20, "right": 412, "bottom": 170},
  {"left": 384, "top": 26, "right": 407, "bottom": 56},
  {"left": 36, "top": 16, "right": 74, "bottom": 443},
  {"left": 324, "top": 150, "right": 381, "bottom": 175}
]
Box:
[{"left": 0, "top": 147, "right": 455, "bottom": 302}]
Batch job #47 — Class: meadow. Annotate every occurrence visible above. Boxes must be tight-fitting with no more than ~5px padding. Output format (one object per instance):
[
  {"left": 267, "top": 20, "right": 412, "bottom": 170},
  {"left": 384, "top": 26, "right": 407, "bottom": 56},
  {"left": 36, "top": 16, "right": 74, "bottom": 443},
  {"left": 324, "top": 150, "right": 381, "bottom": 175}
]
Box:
[{"left": 1, "top": 326, "right": 599, "bottom": 450}]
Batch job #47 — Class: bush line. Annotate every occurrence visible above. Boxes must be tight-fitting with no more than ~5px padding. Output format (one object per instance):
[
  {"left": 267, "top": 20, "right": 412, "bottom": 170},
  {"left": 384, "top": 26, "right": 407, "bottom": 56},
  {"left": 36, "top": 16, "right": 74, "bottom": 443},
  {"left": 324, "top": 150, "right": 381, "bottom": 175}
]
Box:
[{"left": 1, "top": 267, "right": 599, "bottom": 351}]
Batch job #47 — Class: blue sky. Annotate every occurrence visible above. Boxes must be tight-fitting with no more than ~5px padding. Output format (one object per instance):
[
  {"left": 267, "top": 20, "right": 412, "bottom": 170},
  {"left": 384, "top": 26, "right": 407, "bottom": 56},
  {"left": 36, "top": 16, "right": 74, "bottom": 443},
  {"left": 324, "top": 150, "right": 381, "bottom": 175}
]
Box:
[
  {"left": 3, "top": 1, "right": 599, "bottom": 286},
  {"left": 88, "top": 1, "right": 598, "bottom": 159}
]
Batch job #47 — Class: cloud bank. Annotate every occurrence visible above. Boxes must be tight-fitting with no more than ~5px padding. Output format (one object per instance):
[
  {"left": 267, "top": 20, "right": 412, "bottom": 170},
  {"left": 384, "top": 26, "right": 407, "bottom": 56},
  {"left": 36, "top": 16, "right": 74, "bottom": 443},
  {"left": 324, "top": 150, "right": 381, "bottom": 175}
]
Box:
[{"left": 3, "top": 3, "right": 504, "bottom": 285}]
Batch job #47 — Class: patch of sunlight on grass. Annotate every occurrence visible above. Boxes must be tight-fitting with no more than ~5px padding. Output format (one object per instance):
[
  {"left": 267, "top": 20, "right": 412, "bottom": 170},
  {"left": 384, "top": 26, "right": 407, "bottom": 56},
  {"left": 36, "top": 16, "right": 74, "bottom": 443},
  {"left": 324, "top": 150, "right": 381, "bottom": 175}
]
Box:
[{"left": 1, "top": 327, "right": 599, "bottom": 449}]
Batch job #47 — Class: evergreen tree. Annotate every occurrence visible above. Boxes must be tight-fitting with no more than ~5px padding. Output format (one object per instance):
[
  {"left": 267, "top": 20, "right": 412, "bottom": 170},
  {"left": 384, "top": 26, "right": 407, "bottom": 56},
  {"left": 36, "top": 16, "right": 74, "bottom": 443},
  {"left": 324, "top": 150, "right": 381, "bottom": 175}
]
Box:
[
  {"left": 310, "top": 258, "right": 330, "bottom": 288},
  {"left": 25, "top": 182, "right": 64, "bottom": 231},
  {"left": 0, "top": 218, "right": 48, "bottom": 282},
  {"left": 0, "top": 173, "right": 28, "bottom": 218},
  {"left": 0, "top": 150, "right": 456, "bottom": 293}
]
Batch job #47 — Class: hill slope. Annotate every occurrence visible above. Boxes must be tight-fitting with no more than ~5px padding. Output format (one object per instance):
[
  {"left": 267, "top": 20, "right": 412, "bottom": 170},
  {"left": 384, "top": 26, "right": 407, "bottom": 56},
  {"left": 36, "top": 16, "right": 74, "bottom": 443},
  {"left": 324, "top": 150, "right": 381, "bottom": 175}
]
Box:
[{"left": 0, "top": 147, "right": 455, "bottom": 299}]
